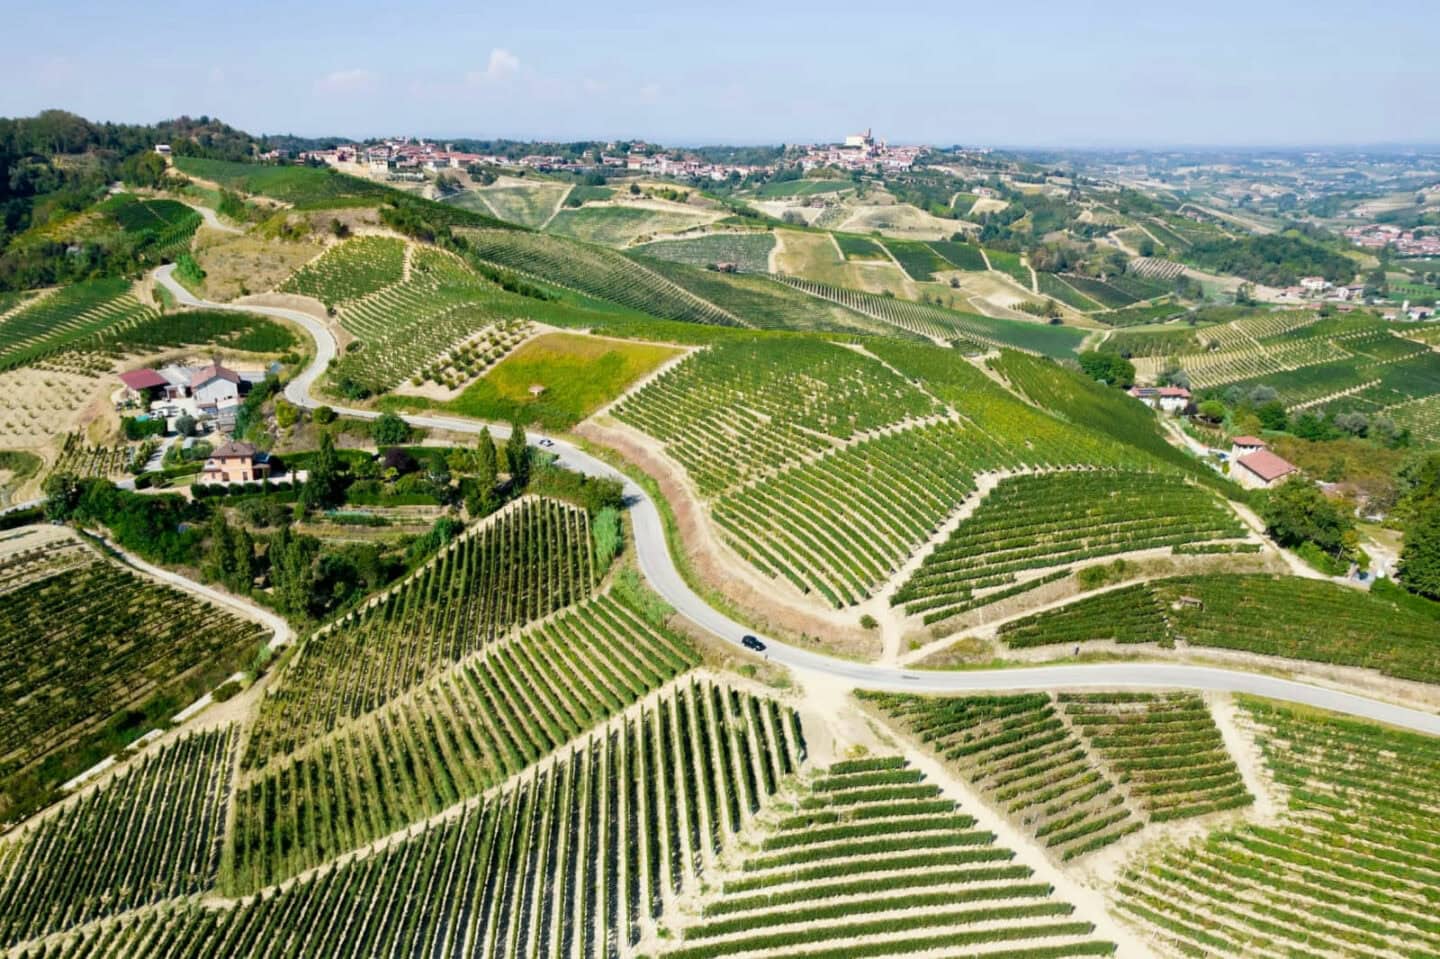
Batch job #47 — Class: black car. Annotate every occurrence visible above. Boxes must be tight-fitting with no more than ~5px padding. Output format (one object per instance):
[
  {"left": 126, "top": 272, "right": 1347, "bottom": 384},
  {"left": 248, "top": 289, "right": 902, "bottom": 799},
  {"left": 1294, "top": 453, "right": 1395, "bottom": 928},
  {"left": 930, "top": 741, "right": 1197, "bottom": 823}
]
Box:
[{"left": 741, "top": 634, "right": 766, "bottom": 652}]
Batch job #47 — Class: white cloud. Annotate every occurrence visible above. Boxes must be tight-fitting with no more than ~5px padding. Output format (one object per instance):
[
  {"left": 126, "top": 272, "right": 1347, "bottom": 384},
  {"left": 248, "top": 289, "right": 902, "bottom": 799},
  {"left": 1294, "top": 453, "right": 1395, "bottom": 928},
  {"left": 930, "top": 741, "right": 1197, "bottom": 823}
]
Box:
[
  {"left": 315, "top": 68, "right": 378, "bottom": 95},
  {"left": 467, "top": 48, "right": 520, "bottom": 85},
  {"left": 638, "top": 82, "right": 661, "bottom": 103}
]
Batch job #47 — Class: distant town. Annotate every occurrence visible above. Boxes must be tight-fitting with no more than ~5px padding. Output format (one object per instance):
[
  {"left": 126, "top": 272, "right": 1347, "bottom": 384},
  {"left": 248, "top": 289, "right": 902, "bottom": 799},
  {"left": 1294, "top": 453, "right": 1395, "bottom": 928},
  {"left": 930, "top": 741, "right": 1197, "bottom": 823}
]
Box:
[{"left": 286, "top": 127, "right": 924, "bottom": 182}]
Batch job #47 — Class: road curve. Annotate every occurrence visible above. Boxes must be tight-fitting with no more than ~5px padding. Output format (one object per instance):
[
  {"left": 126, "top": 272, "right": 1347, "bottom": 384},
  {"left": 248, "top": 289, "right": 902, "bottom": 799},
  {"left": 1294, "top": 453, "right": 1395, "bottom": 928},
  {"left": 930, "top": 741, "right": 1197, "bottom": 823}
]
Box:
[{"left": 153, "top": 266, "right": 1440, "bottom": 736}]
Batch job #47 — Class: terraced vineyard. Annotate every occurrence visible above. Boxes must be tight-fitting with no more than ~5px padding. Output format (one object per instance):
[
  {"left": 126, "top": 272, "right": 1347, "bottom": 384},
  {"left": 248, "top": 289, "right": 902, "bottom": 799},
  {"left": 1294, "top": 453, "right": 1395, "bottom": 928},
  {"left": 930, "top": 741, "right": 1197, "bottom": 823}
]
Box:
[
  {"left": 1390, "top": 392, "right": 1440, "bottom": 444},
  {"left": 632, "top": 232, "right": 776, "bottom": 273},
  {"left": 34, "top": 682, "right": 802, "bottom": 959},
  {"left": 1117, "top": 698, "right": 1440, "bottom": 957},
  {"left": 463, "top": 228, "right": 743, "bottom": 326},
  {"left": 994, "top": 573, "right": 1440, "bottom": 683},
  {"left": 548, "top": 204, "right": 718, "bottom": 246},
  {"left": 664, "top": 756, "right": 1117, "bottom": 959},
  {"left": 629, "top": 341, "right": 1170, "bottom": 608},
  {"left": 893, "top": 471, "right": 1246, "bottom": 624},
  {"left": 612, "top": 337, "right": 938, "bottom": 495},
  {"left": 279, "top": 236, "right": 406, "bottom": 308},
  {"left": 0, "top": 728, "right": 236, "bottom": 948},
  {"left": 227, "top": 591, "right": 700, "bottom": 889},
  {"left": 323, "top": 246, "right": 542, "bottom": 392},
  {"left": 1060, "top": 694, "right": 1250, "bottom": 821},
  {"left": 860, "top": 693, "right": 1143, "bottom": 860},
  {"left": 0, "top": 278, "right": 159, "bottom": 372},
  {"left": 773, "top": 274, "right": 1084, "bottom": 355},
  {"left": 0, "top": 537, "right": 266, "bottom": 818},
  {"left": 243, "top": 497, "right": 598, "bottom": 768}
]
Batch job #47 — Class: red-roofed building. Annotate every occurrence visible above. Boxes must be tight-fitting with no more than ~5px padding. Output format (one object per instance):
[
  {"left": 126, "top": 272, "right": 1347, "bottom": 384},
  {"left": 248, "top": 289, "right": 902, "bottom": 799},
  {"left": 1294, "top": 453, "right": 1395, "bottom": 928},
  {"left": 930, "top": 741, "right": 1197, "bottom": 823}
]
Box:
[
  {"left": 199, "top": 440, "right": 270, "bottom": 485},
  {"left": 1230, "top": 436, "right": 1267, "bottom": 460},
  {"left": 1130, "top": 385, "right": 1192, "bottom": 414},
  {"left": 117, "top": 368, "right": 168, "bottom": 402},
  {"left": 1235, "top": 449, "right": 1297, "bottom": 489}
]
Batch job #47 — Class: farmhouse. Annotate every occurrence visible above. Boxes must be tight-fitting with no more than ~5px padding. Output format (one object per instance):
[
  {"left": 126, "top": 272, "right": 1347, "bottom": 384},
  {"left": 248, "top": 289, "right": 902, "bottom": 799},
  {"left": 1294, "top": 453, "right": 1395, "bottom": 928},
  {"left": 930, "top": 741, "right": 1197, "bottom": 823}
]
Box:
[
  {"left": 1234, "top": 449, "right": 1298, "bottom": 489},
  {"left": 1229, "top": 435, "right": 1268, "bottom": 460},
  {"left": 191, "top": 362, "right": 244, "bottom": 406},
  {"left": 199, "top": 440, "right": 270, "bottom": 485},
  {"left": 117, "top": 368, "right": 169, "bottom": 403},
  {"left": 1129, "top": 385, "right": 1191, "bottom": 413}
]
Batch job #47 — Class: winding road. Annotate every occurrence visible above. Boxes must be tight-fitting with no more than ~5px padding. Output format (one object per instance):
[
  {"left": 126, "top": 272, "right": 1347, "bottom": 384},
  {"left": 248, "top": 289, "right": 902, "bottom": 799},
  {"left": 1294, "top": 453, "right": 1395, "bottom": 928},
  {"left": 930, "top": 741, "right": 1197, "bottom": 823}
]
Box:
[{"left": 154, "top": 265, "right": 1440, "bottom": 736}]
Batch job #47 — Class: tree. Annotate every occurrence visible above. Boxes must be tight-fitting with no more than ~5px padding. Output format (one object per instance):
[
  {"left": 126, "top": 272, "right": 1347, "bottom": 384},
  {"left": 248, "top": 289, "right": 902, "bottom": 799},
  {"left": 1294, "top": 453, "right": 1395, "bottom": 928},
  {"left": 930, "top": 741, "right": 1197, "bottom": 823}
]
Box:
[
  {"left": 1077, "top": 351, "right": 1135, "bottom": 389},
  {"left": 42, "top": 472, "right": 83, "bottom": 521},
  {"left": 313, "top": 405, "right": 336, "bottom": 425},
  {"left": 174, "top": 413, "right": 196, "bottom": 437},
  {"left": 1255, "top": 400, "right": 1289, "bottom": 432},
  {"left": 1196, "top": 400, "right": 1227, "bottom": 424},
  {"left": 1399, "top": 495, "right": 1440, "bottom": 600},
  {"left": 275, "top": 399, "right": 299, "bottom": 429},
  {"left": 268, "top": 526, "right": 320, "bottom": 616},
  {"left": 300, "top": 431, "right": 341, "bottom": 510},
  {"left": 372, "top": 412, "right": 409, "bottom": 446},
  {"left": 1260, "top": 480, "right": 1354, "bottom": 561},
  {"left": 505, "top": 422, "right": 530, "bottom": 488}
]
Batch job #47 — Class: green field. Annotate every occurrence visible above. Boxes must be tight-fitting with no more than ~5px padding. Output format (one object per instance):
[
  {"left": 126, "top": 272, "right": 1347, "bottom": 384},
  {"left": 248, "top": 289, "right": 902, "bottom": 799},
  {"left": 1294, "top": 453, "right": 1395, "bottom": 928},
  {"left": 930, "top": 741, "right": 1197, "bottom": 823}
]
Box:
[
  {"left": 547, "top": 204, "right": 717, "bottom": 246},
  {"left": 928, "top": 239, "right": 989, "bottom": 271},
  {"left": 882, "top": 238, "right": 953, "bottom": 280},
  {"left": 832, "top": 232, "right": 889, "bottom": 261},
  {"left": 436, "top": 331, "right": 679, "bottom": 429},
  {"left": 983, "top": 248, "right": 1032, "bottom": 287},
  {"left": 752, "top": 179, "right": 851, "bottom": 198},
  {"left": 173, "top": 157, "right": 393, "bottom": 208},
  {"left": 461, "top": 182, "right": 569, "bottom": 228},
  {"left": 631, "top": 232, "right": 776, "bottom": 273}
]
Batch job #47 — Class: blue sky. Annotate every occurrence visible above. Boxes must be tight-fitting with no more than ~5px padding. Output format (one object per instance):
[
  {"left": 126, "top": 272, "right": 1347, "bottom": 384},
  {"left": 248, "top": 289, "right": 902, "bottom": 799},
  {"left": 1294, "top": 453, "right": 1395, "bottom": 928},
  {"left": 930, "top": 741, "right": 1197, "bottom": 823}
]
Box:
[{"left": 3, "top": 1, "right": 1437, "bottom": 146}]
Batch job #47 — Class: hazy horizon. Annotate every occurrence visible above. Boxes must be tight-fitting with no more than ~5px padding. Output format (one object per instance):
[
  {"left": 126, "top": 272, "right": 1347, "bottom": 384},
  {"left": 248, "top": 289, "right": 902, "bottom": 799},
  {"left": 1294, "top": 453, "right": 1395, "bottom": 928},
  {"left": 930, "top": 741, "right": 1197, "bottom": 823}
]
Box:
[{"left": 4, "top": 0, "right": 1438, "bottom": 149}]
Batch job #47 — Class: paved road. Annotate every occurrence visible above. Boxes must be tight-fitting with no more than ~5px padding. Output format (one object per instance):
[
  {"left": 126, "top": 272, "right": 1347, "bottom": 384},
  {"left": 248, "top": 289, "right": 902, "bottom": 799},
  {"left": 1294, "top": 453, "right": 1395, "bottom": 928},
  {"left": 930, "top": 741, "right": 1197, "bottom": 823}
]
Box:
[{"left": 152, "top": 266, "right": 1440, "bottom": 736}]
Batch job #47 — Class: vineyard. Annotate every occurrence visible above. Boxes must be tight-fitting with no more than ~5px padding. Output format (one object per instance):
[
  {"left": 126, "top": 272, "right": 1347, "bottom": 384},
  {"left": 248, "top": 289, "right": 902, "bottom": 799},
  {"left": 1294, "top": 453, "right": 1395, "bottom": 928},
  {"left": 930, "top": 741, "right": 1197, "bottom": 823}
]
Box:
[
  {"left": 995, "top": 573, "right": 1440, "bottom": 683},
  {"left": 99, "top": 195, "right": 201, "bottom": 261},
  {"left": 611, "top": 337, "right": 938, "bottom": 496},
  {"left": 658, "top": 341, "right": 1181, "bottom": 608},
  {"left": 0, "top": 728, "right": 236, "bottom": 948},
  {"left": 773, "top": 274, "right": 1085, "bottom": 355},
  {"left": 983, "top": 249, "right": 1032, "bottom": 288},
  {"left": 242, "top": 497, "right": 599, "bottom": 768},
  {"left": 892, "top": 471, "right": 1246, "bottom": 624},
  {"left": 49, "top": 432, "right": 132, "bottom": 478},
  {"left": 928, "top": 239, "right": 988, "bottom": 271},
  {"left": 463, "top": 228, "right": 744, "bottom": 327},
  {"left": 860, "top": 692, "right": 1142, "bottom": 860},
  {"left": 29, "top": 682, "right": 802, "bottom": 959},
  {"left": 1059, "top": 693, "right": 1250, "bottom": 821},
  {"left": 323, "top": 246, "right": 542, "bottom": 393},
  {"left": 1390, "top": 393, "right": 1440, "bottom": 445},
  {"left": 279, "top": 237, "right": 407, "bottom": 308},
  {"left": 631, "top": 233, "right": 776, "bottom": 274},
  {"left": 1127, "top": 257, "right": 1186, "bottom": 281},
  {"left": 0, "top": 538, "right": 265, "bottom": 818},
  {"left": 1037, "top": 272, "right": 1103, "bottom": 312},
  {"left": 0, "top": 278, "right": 158, "bottom": 372},
  {"left": 664, "top": 756, "right": 1116, "bottom": 959},
  {"left": 880, "top": 238, "right": 953, "bottom": 280},
  {"left": 637, "top": 257, "right": 890, "bottom": 335},
  {"left": 547, "top": 205, "right": 718, "bottom": 247},
  {"left": 832, "top": 233, "right": 887, "bottom": 261},
  {"left": 1117, "top": 698, "right": 1440, "bottom": 957},
  {"left": 227, "top": 591, "right": 700, "bottom": 889},
  {"left": 986, "top": 350, "right": 1223, "bottom": 487}
]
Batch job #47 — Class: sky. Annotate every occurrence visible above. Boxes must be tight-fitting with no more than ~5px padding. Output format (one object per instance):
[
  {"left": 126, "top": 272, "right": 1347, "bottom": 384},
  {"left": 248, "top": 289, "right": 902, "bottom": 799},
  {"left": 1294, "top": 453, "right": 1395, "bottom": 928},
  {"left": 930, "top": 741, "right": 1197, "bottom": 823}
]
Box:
[{"left": 3, "top": 0, "right": 1438, "bottom": 148}]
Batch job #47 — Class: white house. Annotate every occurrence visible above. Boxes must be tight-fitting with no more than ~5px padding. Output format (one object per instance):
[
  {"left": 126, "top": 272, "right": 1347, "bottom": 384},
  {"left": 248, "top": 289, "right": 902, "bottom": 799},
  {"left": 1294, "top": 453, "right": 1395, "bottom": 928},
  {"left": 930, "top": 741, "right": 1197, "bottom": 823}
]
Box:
[
  {"left": 191, "top": 362, "right": 243, "bottom": 407},
  {"left": 1129, "top": 386, "right": 1192, "bottom": 414}
]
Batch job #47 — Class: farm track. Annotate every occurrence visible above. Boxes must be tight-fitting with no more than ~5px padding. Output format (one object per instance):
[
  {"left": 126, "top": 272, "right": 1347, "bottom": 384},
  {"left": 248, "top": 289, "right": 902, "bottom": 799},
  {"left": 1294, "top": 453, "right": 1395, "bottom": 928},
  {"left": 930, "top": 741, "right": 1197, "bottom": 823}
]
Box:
[{"left": 150, "top": 264, "right": 1440, "bottom": 736}]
